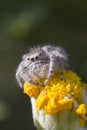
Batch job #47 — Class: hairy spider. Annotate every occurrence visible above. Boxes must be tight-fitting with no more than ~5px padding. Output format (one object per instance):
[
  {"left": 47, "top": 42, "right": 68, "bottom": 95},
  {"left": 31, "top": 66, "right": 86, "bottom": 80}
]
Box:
[{"left": 16, "top": 45, "right": 68, "bottom": 88}]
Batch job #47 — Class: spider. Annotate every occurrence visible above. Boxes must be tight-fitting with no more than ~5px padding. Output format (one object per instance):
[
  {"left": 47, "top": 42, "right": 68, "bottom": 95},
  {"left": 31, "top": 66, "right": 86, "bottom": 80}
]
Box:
[{"left": 16, "top": 45, "right": 68, "bottom": 88}]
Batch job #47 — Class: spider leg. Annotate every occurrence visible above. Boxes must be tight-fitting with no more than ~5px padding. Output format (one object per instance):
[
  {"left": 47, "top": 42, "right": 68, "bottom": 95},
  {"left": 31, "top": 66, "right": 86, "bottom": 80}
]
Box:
[
  {"left": 58, "top": 58, "right": 66, "bottom": 80},
  {"left": 43, "top": 56, "right": 65, "bottom": 86},
  {"left": 60, "top": 68, "right": 64, "bottom": 80},
  {"left": 44, "top": 55, "right": 56, "bottom": 86}
]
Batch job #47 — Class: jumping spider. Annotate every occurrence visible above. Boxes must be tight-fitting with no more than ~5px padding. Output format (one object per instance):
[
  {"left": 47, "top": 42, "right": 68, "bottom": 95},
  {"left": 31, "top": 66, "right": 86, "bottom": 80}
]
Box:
[{"left": 16, "top": 45, "right": 68, "bottom": 88}]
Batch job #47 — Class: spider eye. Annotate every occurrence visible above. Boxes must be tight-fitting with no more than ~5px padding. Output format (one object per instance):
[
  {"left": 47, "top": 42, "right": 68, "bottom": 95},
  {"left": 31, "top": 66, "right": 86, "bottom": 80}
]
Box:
[
  {"left": 27, "top": 58, "right": 30, "bottom": 60},
  {"left": 31, "top": 58, "right": 34, "bottom": 61},
  {"left": 35, "top": 56, "right": 39, "bottom": 59}
]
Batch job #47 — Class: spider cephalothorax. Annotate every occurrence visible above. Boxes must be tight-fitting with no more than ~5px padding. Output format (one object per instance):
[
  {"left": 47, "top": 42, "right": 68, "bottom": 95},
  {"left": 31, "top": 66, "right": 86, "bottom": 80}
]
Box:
[{"left": 16, "top": 45, "right": 68, "bottom": 88}]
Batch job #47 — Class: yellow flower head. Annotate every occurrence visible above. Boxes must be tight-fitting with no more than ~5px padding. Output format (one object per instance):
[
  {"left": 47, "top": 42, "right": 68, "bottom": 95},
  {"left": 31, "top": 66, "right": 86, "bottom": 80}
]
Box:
[{"left": 23, "top": 70, "right": 87, "bottom": 127}]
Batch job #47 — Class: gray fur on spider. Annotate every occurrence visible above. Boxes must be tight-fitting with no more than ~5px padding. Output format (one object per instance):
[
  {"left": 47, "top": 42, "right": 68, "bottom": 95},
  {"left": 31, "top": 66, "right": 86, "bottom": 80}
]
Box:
[{"left": 16, "top": 45, "right": 68, "bottom": 88}]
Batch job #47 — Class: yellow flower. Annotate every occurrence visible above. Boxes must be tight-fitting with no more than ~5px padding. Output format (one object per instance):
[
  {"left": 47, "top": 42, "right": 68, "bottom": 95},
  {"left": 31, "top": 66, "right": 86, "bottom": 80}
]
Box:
[
  {"left": 76, "top": 104, "right": 87, "bottom": 127},
  {"left": 23, "top": 70, "right": 87, "bottom": 127},
  {"left": 24, "top": 81, "right": 43, "bottom": 98}
]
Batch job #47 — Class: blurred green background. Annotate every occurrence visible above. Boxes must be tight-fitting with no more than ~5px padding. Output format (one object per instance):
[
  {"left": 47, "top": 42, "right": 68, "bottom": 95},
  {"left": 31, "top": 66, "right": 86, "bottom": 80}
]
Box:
[{"left": 0, "top": 0, "right": 87, "bottom": 130}]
